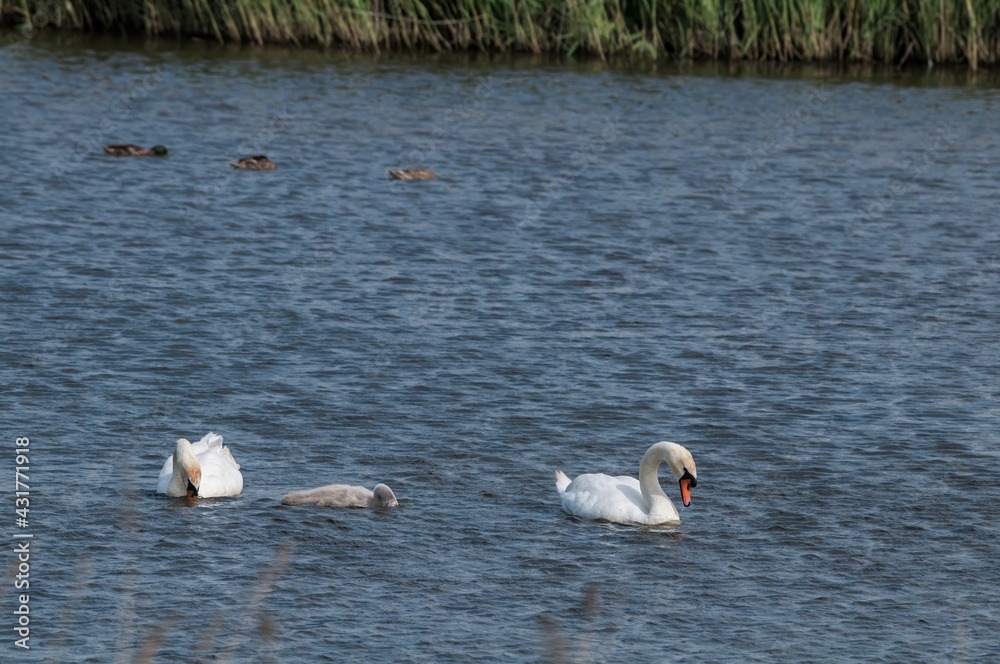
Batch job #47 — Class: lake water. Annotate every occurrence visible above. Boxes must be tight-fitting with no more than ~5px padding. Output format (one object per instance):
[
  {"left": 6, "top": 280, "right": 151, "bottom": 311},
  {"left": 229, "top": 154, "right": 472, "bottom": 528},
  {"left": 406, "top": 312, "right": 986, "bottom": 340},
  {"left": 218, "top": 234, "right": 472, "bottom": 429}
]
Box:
[{"left": 2, "top": 33, "right": 999, "bottom": 663}]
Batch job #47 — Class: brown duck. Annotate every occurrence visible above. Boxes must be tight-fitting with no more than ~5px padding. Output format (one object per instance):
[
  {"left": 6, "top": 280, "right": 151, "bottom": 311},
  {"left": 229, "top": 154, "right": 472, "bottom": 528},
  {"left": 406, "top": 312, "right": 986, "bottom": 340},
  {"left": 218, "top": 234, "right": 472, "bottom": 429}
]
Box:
[
  {"left": 103, "top": 144, "right": 168, "bottom": 157},
  {"left": 230, "top": 155, "right": 277, "bottom": 170},
  {"left": 389, "top": 168, "right": 436, "bottom": 180}
]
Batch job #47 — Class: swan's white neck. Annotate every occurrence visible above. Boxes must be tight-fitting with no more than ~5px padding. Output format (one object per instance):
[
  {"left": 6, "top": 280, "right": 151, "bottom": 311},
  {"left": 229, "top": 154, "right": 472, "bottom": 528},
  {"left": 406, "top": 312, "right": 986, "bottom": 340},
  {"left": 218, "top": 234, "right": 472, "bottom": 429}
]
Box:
[
  {"left": 168, "top": 439, "right": 201, "bottom": 497},
  {"left": 637, "top": 442, "right": 687, "bottom": 521}
]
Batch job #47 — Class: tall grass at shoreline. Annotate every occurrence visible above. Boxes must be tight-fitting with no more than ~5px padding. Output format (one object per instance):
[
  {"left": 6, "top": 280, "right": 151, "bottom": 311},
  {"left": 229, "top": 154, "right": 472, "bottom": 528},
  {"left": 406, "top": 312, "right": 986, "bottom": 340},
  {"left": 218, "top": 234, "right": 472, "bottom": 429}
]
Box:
[{"left": 3, "top": 0, "right": 998, "bottom": 67}]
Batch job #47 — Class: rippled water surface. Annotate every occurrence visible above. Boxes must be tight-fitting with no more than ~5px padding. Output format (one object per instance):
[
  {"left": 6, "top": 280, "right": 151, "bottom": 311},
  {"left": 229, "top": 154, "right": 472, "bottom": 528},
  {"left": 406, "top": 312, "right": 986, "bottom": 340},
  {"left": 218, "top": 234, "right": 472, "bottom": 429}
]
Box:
[{"left": 2, "top": 34, "right": 1000, "bottom": 663}]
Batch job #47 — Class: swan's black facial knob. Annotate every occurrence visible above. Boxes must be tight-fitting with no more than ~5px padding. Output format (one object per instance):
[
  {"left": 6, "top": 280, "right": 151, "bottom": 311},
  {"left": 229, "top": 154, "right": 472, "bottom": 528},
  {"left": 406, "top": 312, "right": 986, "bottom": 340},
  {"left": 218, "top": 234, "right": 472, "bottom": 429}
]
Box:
[
  {"left": 680, "top": 468, "right": 697, "bottom": 488},
  {"left": 678, "top": 469, "right": 696, "bottom": 507},
  {"left": 186, "top": 479, "right": 199, "bottom": 498}
]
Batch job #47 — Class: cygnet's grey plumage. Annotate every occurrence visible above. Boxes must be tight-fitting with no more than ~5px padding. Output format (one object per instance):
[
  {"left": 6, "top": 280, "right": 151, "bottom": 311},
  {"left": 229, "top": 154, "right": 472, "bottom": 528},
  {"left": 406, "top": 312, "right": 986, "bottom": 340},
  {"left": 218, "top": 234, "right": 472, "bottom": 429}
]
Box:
[{"left": 280, "top": 483, "right": 398, "bottom": 508}]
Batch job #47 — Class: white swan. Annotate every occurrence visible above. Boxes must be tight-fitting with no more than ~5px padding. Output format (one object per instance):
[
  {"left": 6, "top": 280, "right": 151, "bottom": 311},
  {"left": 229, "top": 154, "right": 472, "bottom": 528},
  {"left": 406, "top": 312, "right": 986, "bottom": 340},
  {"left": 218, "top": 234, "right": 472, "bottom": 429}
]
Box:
[
  {"left": 280, "top": 483, "right": 398, "bottom": 508},
  {"left": 156, "top": 432, "right": 243, "bottom": 498},
  {"left": 555, "top": 441, "right": 697, "bottom": 525}
]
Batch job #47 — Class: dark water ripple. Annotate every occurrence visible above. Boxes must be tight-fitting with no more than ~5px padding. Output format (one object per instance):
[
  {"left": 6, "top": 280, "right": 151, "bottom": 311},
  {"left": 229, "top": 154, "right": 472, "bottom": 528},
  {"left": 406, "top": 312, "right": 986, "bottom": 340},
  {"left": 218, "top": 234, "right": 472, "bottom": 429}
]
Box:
[{"left": 1, "top": 35, "right": 999, "bottom": 663}]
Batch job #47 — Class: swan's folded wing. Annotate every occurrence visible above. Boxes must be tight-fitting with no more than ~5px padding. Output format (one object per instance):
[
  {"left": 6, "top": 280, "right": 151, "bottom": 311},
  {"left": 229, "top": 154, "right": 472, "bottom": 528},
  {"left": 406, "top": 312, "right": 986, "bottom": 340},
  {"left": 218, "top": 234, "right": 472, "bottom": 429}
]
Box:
[
  {"left": 614, "top": 481, "right": 646, "bottom": 512},
  {"left": 195, "top": 440, "right": 243, "bottom": 497},
  {"left": 193, "top": 434, "right": 240, "bottom": 470},
  {"left": 216, "top": 444, "right": 241, "bottom": 470},
  {"left": 191, "top": 432, "right": 224, "bottom": 454},
  {"left": 197, "top": 451, "right": 244, "bottom": 497},
  {"left": 559, "top": 473, "right": 646, "bottom": 523}
]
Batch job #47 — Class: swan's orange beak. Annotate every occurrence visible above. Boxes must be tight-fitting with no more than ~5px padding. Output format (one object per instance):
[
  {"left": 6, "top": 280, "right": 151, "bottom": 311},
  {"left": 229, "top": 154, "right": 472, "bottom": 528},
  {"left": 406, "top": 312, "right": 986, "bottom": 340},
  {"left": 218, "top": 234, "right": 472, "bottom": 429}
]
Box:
[{"left": 679, "top": 479, "right": 692, "bottom": 507}]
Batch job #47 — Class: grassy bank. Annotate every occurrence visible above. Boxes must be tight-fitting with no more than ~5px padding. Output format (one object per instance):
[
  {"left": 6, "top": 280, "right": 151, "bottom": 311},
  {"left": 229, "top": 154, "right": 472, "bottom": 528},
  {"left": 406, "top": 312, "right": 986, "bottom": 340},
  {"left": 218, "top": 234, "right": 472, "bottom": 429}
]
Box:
[{"left": 3, "top": 0, "right": 999, "bottom": 67}]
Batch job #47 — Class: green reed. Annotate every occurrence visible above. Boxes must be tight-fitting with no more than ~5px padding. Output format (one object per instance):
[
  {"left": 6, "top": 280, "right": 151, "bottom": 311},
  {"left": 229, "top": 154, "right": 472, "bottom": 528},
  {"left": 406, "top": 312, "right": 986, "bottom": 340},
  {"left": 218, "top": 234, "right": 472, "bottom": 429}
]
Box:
[{"left": 3, "top": 0, "right": 998, "bottom": 67}]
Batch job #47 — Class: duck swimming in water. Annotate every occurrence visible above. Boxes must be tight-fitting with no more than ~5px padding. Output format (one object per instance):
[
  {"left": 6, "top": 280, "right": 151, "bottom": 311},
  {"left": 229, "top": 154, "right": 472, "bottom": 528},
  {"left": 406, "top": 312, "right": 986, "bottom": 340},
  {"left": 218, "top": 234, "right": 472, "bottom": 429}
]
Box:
[
  {"left": 388, "top": 168, "right": 435, "bottom": 180},
  {"left": 230, "top": 155, "right": 277, "bottom": 170},
  {"left": 103, "top": 144, "right": 168, "bottom": 157}
]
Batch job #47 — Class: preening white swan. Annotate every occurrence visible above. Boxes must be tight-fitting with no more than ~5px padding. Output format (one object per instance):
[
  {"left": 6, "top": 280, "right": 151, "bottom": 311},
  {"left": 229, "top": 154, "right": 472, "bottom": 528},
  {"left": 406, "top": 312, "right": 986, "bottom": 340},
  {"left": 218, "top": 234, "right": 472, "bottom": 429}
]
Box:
[
  {"left": 156, "top": 432, "right": 244, "bottom": 498},
  {"left": 555, "top": 441, "right": 697, "bottom": 525},
  {"left": 281, "top": 483, "right": 398, "bottom": 508}
]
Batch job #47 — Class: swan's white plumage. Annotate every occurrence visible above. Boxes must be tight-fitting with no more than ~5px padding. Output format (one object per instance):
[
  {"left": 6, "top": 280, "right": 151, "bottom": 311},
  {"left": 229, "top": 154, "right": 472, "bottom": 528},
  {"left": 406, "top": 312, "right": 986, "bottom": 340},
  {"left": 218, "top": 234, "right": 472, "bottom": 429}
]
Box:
[
  {"left": 555, "top": 441, "right": 697, "bottom": 526},
  {"left": 156, "top": 432, "right": 243, "bottom": 498},
  {"left": 281, "top": 483, "right": 398, "bottom": 508}
]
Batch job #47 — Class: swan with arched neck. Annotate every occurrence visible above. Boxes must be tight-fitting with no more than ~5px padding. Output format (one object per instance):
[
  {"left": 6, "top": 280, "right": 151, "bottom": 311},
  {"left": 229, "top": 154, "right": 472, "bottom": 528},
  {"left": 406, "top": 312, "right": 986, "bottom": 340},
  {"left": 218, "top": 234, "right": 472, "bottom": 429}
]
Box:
[
  {"left": 156, "top": 432, "right": 243, "bottom": 498},
  {"left": 555, "top": 442, "right": 697, "bottom": 525}
]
